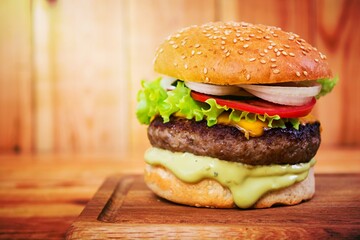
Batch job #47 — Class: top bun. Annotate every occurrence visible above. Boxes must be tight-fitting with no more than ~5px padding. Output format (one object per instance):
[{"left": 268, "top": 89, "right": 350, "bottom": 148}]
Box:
[{"left": 153, "top": 22, "right": 332, "bottom": 85}]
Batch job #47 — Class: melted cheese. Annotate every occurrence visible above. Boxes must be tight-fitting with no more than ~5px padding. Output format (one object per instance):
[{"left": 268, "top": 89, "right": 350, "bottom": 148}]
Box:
[
  {"left": 145, "top": 147, "right": 316, "bottom": 209},
  {"left": 217, "top": 113, "right": 268, "bottom": 138}
]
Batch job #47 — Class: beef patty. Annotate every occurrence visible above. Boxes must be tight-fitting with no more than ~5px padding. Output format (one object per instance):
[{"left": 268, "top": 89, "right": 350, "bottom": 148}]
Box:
[{"left": 148, "top": 116, "right": 321, "bottom": 166}]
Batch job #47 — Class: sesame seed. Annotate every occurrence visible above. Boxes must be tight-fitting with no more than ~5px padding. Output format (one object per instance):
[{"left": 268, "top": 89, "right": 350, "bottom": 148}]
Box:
[
  {"left": 249, "top": 34, "right": 255, "bottom": 37},
  {"left": 271, "top": 64, "right": 277, "bottom": 68},
  {"left": 264, "top": 35, "right": 271, "bottom": 40},
  {"left": 205, "top": 77, "right": 210, "bottom": 82},
  {"left": 260, "top": 59, "right": 266, "bottom": 64},
  {"left": 264, "top": 49, "right": 269, "bottom": 53},
  {"left": 246, "top": 74, "right": 251, "bottom": 80},
  {"left": 224, "top": 30, "right": 231, "bottom": 35},
  {"left": 271, "top": 42, "right": 277, "bottom": 46},
  {"left": 249, "top": 57, "right": 256, "bottom": 62},
  {"left": 276, "top": 51, "right": 281, "bottom": 56},
  {"left": 268, "top": 45, "right": 273, "bottom": 50},
  {"left": 191, "top": 50, "right": 195, "bottom": 55},
  {"left": 260, "top": 52, "right": 265, "bottom": 57},
  {"left": 221, "top": 46, "right": 225, "bottom": 50},
  {"left": 203, "top": 67, "right": 208, "bottom": 74},
  {"left": 302, "top": 51, "right": 307, "bottom": 55},
  {"left": 159, "top": 48, "right": 164, "bottom": 53},
  {"left": 273, "top": 33, "right": 278, "bottom": 37},
  {"left": 239, "top": 37, "right": 244, "bottom": 41},
  {"left": 169, "top": 40, "right": 175, "bottom": 44},
  {"left": 270, "top": 58, "right": 276, "bottom": 62},
  {"left": 283, "top": 44, "right": 290, "bottom": 49},
  {"left": 238, "top": 50, "right": 244, "bottom": 55},
  {"left": 296, "top": 71, "right": 301, "bottom": 77},
  {"left": 282, "top": 51, "right": 288, "bottom": 56},
  {"left": 172, "top": 44, "right": 178, "bottom": 49},
  {"left": 221, "top": 40, "right": 226, "bottom": 45},
  {"left": 243, "top": 44, "right": 249, "bottom": 48},
  {"left": 273, "top": 69, "right": 280, "bottom": 74},
  {"left": 221, "top": 36, "right": 227, "bottom": 40},
  {"left": 274, "top": 48, "right": 279, "bottom": 53},
  {"left": 181, "top": 55, "right": 186, "bottom": 59},
  {"left": 303, "top": 71, "right": 308, "bottom": 76},
  {"left": 236, "top": 33, "right": 241, "bottom": 37},
  {"left": 197, "top": 51, "right": 202, "bottom": 55},
  {"left": 245, "top": 37, "right": 250, "bottom": 41},
  {"left": 226, "top": 51, "right": 231, "bottom": 57},
  {"left": 289, "top": 52, "right": 295, "bottom": 57},
  {"left": 184, "top": 64, "right": 188, "bottom": 69},
  {"left": 233, "top": 38, "right": 237, "bottom": 43},
  {"left": 174, "top": 62, "right": 178, "bottom": 67},
  {"left": 288, "top": 35, "right": 295, "bottom": 40},
  {"left": 314, "top": 58, "right": 319, "bottom": 62},
  {"left": 194, "top": 44, "right": 201, "bottom": 48}
]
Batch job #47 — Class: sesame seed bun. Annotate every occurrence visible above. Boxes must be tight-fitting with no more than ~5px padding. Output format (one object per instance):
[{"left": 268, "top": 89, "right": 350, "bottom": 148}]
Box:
[
  {"left": 153, "top": 21, "right": 332, "bottom": 85},
  {"left": 144, "top": 164, "right": 315, "bottom": 209}
]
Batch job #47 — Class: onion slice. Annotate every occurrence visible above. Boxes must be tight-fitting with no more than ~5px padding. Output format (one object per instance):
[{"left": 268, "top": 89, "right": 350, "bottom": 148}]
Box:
[
  {"left": 244, "top": 89, "right": 313, "bottom": 106},
  {"left": 238, "top": 82, "right": 321, "bottom": 106},
  {"left": 160, "top": 77, "right": 177, "bottom": 90},
  {"left": 238, "top": 82, "right": 321, "bottom": 97},
  {"left": 185, "top": 81, "right": 252, "bottom": 97}
]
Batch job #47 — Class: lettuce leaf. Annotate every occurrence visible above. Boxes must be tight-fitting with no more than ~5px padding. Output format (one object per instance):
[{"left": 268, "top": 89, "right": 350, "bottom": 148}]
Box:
[
  {"left": 136, "top": 78, "right": 167, "bottom": 124},
  {"left": 316, "top": 76, "right": 338, "bottom": 99},
  {"left": 136, "top": 78, "right": 300, "bottom": 129}
]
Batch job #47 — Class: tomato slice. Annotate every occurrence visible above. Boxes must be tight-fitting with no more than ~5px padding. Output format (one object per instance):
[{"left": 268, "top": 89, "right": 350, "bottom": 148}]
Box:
[{"left": 191, "top": 91, "right": 316, "bottom": 118}]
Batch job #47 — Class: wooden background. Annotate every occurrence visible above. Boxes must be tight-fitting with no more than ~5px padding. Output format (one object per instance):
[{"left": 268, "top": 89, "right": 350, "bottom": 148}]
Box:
[{"left": 0, "top": 0, "right": 359, "bottom": 156}]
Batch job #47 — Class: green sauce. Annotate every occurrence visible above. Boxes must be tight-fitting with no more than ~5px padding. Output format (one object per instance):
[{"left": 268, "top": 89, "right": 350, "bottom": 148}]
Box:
[{"left": 144, "top": 147, "right": 316, "bottom": 208}]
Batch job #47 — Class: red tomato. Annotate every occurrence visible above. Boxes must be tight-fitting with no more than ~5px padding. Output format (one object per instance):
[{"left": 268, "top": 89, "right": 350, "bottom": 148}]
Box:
[{"left": 191, "top": 91, "right": 316, "bottom": 118}]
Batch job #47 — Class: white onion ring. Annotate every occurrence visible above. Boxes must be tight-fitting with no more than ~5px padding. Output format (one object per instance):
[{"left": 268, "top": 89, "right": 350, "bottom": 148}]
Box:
[
  {"left": 160, "top": 77, "right": 177, "bottom": 90},
  {"left": 185, "top": 81, "right": 252, "bottom": 96}
]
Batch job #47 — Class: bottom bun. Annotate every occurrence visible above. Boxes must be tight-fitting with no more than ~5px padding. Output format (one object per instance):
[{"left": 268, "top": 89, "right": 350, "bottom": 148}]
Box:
[{"left": 144, "top": 164, "right": 315, "bottom": 209}]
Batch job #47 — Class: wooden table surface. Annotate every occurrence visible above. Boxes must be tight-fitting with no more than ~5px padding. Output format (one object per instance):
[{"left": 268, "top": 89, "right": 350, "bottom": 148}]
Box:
[{"left": 0, "top": 148, "right": 359, "bottom": 239}]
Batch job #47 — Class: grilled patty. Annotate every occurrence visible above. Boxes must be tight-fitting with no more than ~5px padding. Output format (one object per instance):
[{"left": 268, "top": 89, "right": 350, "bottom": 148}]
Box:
[{"left": 148, "top": 116, "right": 321, "bottom": 165}]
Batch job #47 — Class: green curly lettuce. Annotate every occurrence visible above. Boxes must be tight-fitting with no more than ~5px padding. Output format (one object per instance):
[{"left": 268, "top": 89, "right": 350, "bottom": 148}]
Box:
[
  {"left": 316, "top": 76, "right": 338, "bottom": 99},
  {"left": 136, "top": 78, "right": 167, "bottom": 124},
  {"left": 136, "top": 78, "right": 301, "bottom": 130}
]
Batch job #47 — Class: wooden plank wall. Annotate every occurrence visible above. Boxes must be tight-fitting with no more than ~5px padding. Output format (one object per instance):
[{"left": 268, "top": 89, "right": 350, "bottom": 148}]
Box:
[{"left": 0, "top": 0, "right": 359, "bottom": 155}]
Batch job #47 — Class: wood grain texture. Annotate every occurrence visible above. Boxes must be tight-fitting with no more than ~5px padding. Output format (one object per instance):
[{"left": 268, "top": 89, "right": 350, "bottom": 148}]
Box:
[
  {"left": 315, "top": 0, "right": 360, "bottom": 147},
  {"left": 50, "top": 0, "right": 131, "bottom": 155},
  {"left": 0, "top": 0, "right": 32, "bottom": 153},
  {"left": 66, "top": 174, "right": 360, "bottom": 239}
]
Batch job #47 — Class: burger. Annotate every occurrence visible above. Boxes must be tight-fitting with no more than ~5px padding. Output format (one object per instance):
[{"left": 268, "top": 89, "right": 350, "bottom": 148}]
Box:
[{"left": 136, "top": 22, "right": 337, "bottom": 209}]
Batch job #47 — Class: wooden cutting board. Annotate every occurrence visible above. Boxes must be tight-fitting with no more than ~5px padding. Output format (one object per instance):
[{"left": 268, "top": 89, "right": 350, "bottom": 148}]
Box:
[{"left": 66, "top": 174, "right": 360, "bottom": 239}]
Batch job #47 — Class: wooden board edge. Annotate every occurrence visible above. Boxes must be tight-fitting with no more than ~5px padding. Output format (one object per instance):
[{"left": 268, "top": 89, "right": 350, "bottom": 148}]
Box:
[
  {"left": 65, "top": 174, "right": 140, "bottom": 238},
  {"left": 66, "top": 222, "right": 360, "bottom": 239}
]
